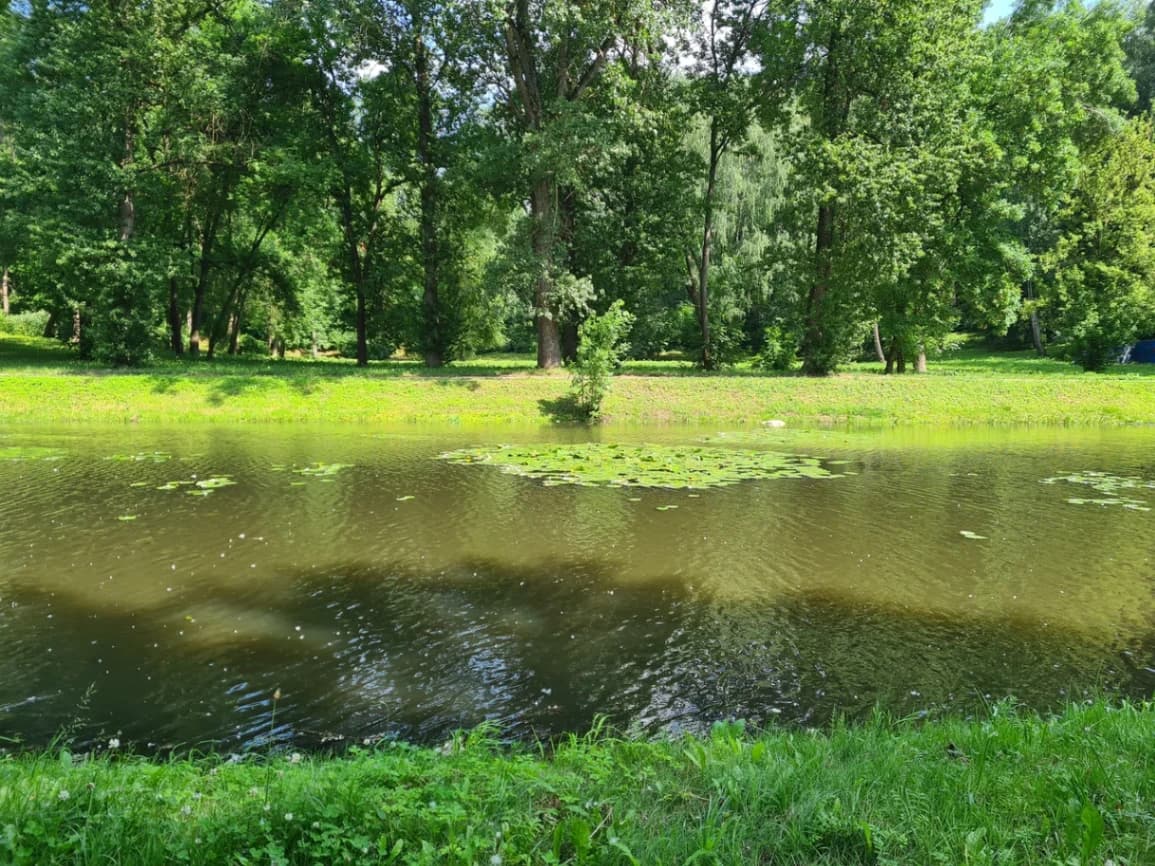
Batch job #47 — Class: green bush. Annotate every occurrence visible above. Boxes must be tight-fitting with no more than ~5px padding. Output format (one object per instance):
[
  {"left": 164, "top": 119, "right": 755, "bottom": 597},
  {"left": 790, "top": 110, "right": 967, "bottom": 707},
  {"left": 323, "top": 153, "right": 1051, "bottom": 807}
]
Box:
[
  {"left": 568, "top": 300, "right": 634, "bottom": 421},
  {"left": 754, "top": 325, "right": 799, "bottom": 371},
  {"left": 0, "top": 310, "right": 50, "bottom": 338}
]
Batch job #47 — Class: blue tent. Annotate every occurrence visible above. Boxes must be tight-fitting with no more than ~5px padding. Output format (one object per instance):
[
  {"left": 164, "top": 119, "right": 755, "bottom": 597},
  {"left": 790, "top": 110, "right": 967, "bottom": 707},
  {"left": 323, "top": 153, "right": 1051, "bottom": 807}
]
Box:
[{"left": 1128, "top": 339, "right": 1155, "bottom": 364}]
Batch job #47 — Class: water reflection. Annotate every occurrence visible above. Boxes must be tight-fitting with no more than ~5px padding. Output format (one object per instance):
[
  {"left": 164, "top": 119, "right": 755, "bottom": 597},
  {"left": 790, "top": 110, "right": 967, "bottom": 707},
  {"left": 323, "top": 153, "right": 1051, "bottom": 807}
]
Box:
[{"left": 0, "top": 424, "right": 1153, "bottom": 750}]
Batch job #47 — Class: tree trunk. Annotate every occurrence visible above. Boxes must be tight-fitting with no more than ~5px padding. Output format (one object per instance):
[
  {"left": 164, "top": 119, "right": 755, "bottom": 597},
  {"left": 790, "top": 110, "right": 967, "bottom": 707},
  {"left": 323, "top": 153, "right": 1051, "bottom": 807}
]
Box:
[
  {"left": 72, "top": 307, "right": 82, "bottom": 344},
  {"left": 561, "top": 322, "right": 579, "bottom": 363},
  {"left": 915, "top": 346, "right": 927, "bottom": 373},
  {"left": 42, "top": 310, "right": 56, "bottom": 338},
  {"left": 188, "top": 218, "right": 218, "bottom": 358},
  {"left": 531, "top": 177, "right": 562, "bottom": 368},
  {"left": 802, "top": 202, "right": 835, "bottom": 375},
  {"left": 801, "top": 22, "right": 847, "bottom": 377},
  {"left": 311, "top": 331, "right": 319, "bottom": 359},
  {"left": 1029, "top": 310, "right": 1045, "bottom": 356},
  {"left": 872, "top": 323, "right": 885, "bottom": 363},
  {"left": 415, "top": 33, "right": 443, "bottom": 368},
  {"left": 227, "top": 311, "right": 241, "bottom": 355},
  {"left": 168, "top": 277, "right": 183, "bottom": 354},
  {"left": 697, "top": 125, "right": 721, "bottom": 371},
  {"left": 1, "top": 267, "right": 10, "bottom": 315},
  {"left": 355, "top": 278, "right": 368, "bottom": 366}
]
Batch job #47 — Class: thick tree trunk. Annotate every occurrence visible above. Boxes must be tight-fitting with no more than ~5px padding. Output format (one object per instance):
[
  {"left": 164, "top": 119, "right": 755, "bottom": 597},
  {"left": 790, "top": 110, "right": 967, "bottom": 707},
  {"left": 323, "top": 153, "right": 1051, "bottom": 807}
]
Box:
[
  {"left": 802, "top": 202, "right": 835, "bottom": 375},
  {"left": 1, "top": 267, "right": 10, "bottom": 315},
  {"left": 915, "top": 346, "right": 927, "bottom": 373},
  {"left": 168, "top": 277, "right": 183, "bottom": 354},
  {"left": 872, "top": 323, "right": 885, "bottom": 363},
  {"left": 415, "top": 34, "right": 443, "bottom": 368},
  {"left": 531, "top": 177, "right": 562, "bottom": 369}
]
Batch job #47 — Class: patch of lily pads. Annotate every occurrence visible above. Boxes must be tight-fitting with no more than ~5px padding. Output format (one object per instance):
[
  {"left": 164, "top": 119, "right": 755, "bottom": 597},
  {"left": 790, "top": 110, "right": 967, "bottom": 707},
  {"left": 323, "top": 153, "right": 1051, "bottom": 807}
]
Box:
[
  {"left": 438, "top": 443, "right": 843, "bottom": 489},
  {"left": 0, "top": 445, "right": 66, "bottom": 461},
  {"left": 1041, "top": 471, "right": 1155, "bottom": 512},
  {"left": 156, "top": 476, "right": 237, "bottom": 497}
]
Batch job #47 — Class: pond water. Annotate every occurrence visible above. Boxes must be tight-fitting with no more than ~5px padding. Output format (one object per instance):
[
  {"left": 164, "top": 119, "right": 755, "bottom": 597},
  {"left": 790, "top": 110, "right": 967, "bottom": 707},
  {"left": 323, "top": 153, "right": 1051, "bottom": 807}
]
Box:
[{"left": 1, "top": 424, "right": 1153, "bottom": 751}]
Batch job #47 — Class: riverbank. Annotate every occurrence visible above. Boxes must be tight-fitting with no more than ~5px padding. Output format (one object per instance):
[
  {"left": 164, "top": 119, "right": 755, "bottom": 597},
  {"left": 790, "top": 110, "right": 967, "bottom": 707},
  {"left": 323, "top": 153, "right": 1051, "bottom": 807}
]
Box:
[
  {"left": 1, "top": 701, "right": 1152, "bottom": 865},
  {"left": 2, "top": 335, "right": 1154, "bottom": 427}
]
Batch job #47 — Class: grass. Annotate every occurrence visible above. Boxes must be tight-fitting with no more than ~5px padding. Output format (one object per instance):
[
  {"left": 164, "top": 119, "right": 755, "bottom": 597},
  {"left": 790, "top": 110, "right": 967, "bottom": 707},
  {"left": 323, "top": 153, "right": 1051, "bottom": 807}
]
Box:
[
  {"left": 2, "top": 334, "right": 1154, "bottom": 427},
  {"left": 0, "top": 701, "right": 1152, "bottom": 865}
]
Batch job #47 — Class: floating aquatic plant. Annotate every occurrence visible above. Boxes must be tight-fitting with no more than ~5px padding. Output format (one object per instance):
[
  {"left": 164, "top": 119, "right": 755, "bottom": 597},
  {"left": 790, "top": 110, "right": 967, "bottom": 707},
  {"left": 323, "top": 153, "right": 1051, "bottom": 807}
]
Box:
[
  {"left": 156, "top": 476, "right": 237, "bottom": 496},
  {"left": 438, "top": 443, "right": 842, "bottom": 489},
  {"left": 291, "top": 463, "right": 353, "bottom": 479},
  {"left": 1041, "top": 471, "right": 1154, "bottom": 512},
  {"left": 0, "top": 446, "right": 66, "bottom": 461},
  {"left": 106, "top": 452, "right": 172, "bottom": 463}
]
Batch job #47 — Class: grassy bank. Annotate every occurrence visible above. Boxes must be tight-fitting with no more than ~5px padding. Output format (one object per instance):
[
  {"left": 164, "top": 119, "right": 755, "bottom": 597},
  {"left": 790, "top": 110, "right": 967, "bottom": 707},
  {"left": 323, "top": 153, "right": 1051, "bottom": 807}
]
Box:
[
  {"left": 1, "top": 702, "right": 1152, "bottom": 865},
  {"left": 2, "top": 335, "right": 1154, "bottom": 427}
]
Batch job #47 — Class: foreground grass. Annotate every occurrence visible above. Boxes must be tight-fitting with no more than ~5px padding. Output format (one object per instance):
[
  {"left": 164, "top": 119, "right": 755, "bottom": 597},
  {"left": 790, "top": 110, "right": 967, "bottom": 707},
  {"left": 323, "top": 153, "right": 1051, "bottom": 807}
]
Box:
[
  {"left": 2, "top": 334, "right": 1154, "bottom": 427},
  {"left": 1, "top": 702, "right": 1152, "bottom": 865}
]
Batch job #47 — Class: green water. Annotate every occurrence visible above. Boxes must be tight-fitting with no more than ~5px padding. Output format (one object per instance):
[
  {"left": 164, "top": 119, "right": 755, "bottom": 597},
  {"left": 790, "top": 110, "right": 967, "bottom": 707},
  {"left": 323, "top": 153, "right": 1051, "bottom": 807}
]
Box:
[{"left": 1, "top": 424, "right": 1153, "bottom": 750}]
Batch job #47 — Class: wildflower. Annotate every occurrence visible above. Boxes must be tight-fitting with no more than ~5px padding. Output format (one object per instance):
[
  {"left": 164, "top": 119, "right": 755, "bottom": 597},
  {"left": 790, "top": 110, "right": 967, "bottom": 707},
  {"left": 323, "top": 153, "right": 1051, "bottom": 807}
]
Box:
[
  {"left": 181, "top": 805, "right": 192, "bottom": 817},
  {"left": 108, "top": 737, "right": 120, "bottom": 750},
  {"left": 289, "top": 752, "right": 302, "bottom": 765},
  {"left": 284, "top": 812, "right": 294, "bottom": 822},
  {"left": 490, "top": 855, "right": 503, "bottom": 866},
  {"left": 248, "top": 787, "right": 260, "bottom": 797},
  {"left": 57, "top": 789, "right": 70, "bottom": 801},
  {"left": 263, "top": 803, "right": 271, "bottom": 812}
]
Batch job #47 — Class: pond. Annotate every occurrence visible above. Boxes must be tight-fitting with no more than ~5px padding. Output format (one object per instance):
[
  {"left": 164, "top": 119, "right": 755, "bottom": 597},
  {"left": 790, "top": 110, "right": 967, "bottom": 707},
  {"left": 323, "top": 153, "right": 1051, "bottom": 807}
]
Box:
[{"left": 1, "top": 424, "right": 1153, "bottom": 751}]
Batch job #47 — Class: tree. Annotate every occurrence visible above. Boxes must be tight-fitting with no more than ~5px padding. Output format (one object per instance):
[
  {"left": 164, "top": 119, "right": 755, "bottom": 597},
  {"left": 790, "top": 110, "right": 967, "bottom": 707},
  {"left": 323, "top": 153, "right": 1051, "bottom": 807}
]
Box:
[
  {"left": 1046, "top": 116, "right": 1155, "bottom": 370},
  {"left": 498, "top": 0, "right": 686, "bottom": 368},
  {"left": 685, "top": 0, "right": 768, "bottom": 368}
]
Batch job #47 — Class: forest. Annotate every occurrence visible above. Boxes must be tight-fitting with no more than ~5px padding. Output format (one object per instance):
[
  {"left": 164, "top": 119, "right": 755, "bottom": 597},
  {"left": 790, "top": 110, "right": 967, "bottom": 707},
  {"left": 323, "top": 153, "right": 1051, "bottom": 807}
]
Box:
[{"left": 1, "top": 0, "right": 1154, "bottom": 374}]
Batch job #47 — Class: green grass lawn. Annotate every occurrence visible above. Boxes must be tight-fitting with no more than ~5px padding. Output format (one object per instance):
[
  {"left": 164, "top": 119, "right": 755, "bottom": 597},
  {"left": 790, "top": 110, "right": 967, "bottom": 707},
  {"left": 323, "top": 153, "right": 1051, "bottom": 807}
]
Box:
[
  {"left": 1, "top": 701, "right": 1151, "bottom": 865},
  {"left": 1, "top": 334, "right": 1153, "bottom": 427}
]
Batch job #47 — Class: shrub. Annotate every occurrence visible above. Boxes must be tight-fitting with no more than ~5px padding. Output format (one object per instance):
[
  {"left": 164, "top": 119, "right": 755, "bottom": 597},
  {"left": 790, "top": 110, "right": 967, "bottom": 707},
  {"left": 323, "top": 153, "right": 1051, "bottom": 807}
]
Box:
[
  {"left": 568, "top": 300, "right": 634, "bottom": 421},
  {"left": 0, "top": 310, "right": 51, "bottom": 338}
]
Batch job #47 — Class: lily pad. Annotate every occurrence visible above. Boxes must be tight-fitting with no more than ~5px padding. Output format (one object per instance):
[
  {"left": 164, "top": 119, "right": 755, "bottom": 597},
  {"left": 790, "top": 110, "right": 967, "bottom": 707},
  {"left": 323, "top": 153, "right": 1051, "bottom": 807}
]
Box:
[
  {"left": 292, "top": 463, "right": 353, "bottom": 479},
  {"left": 157, "top": 476, "right": 236, "bottom": 497},
  {"left": 107, "top": 452, "right": 172, "bottom": 463},
  {"left": 1042, "top": 471, "right": 1155, "bottom": 511},
  {"left": 438, "top": 444, "right": 843, "bottom": 490},
  {"left": 0, "top": 446, "right": 66, "bottom": 461}
]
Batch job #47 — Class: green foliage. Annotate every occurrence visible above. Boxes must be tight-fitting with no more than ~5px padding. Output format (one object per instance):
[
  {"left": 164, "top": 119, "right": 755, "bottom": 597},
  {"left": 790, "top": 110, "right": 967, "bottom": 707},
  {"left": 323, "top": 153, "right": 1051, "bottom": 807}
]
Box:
[
  {"left": 1, "top": 702, "right": 1154, "bottom": 865},
  {"left": 567, "top": 300, "right": 634, "bottom": 421},
  {"left": 754, "top": 325, "right": 798, "bottom": 371},
  {"left": 0, "top": 311, "right": 49, "bottom": 338},
  {"left": 1047, "top": 117, "right": 1155, "bottom": 371}
]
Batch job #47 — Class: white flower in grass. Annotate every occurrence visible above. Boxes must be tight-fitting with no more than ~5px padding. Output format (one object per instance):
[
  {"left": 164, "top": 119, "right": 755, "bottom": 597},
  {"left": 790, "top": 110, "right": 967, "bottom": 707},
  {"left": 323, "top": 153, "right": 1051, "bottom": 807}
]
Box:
[
  {"left": 181, "top": 805, "right": 192, "bottom": 817},
  {"left": 289, "top": 752, "right": 302, "bottom": 765},
  {"left": 57, "top": 789, "right": 70, "bottom": 801},
  {"left": 490, "top": 855, "right": 503, "bottom": 866},
  {"left": 284, "top": 812, "right": 294, "bottom": 822},
  {"left": 108, "top": 738, "right": 120, "bottom": 750}
]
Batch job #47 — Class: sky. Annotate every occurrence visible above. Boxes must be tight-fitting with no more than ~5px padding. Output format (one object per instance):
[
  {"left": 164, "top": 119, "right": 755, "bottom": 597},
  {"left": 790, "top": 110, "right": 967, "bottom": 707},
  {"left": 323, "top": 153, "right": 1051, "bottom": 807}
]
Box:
[{"left": 983, "top": 0, "right": 1016, "bottom": 24}]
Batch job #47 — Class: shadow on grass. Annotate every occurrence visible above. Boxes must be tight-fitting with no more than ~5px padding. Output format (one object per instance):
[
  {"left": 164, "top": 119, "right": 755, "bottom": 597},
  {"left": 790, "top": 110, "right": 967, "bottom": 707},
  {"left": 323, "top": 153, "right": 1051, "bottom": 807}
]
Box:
[{"left": 537, "top": 395, "right": 590, "bottom": 424}]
